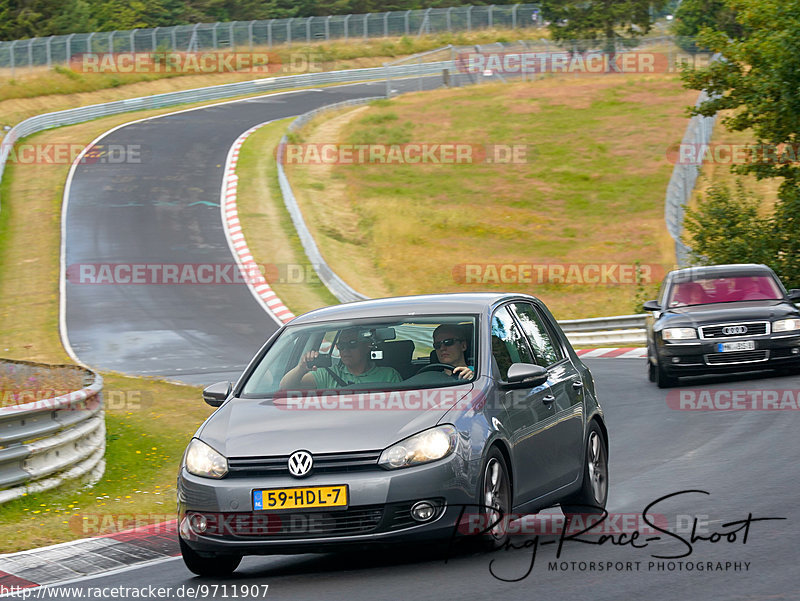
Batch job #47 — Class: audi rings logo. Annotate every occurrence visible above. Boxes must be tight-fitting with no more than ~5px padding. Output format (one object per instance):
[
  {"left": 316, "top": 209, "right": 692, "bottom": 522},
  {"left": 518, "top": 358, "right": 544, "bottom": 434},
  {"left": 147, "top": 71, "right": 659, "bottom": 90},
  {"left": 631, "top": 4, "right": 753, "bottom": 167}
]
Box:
[
  {"left": 288, "top": 450, "right": 313, "bottom": 477},
  {"left": 723, "top": 325, "right": 748, "bottom": 336}
]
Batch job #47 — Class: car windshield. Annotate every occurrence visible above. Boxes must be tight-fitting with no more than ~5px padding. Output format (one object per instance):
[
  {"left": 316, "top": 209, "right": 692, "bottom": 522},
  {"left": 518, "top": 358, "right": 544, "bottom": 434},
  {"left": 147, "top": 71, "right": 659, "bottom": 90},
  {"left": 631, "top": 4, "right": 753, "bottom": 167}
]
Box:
[
  {"left": 667, "top": 275, "right": 783, "bottom": 307},
  {"left": 240, "top": 315, "right": 478, "bottom": 397}
]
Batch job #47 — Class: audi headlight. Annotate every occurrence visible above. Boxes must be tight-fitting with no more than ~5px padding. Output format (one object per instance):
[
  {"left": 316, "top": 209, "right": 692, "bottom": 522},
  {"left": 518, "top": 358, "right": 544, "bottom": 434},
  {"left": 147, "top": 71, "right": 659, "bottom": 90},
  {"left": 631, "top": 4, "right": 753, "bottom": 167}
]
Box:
[
  {"left": 662, "top": 327, "right": 697, "bottom": 340},
  {"left": 379, "top": 425, "right": 457, "bottom": 470},
  {"left": 773, "top": 318, "right": 800, "bottom": 333},
  {"left": 184, "top": 439, "right": 228, "bottom": 479}
]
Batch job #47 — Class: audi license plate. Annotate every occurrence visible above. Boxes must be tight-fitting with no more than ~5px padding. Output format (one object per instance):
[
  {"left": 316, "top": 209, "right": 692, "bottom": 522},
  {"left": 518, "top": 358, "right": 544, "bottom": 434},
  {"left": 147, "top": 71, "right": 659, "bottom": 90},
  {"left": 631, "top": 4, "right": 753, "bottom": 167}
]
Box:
[
  {"left": 717, "top": 341, "right": 755, "bottom": 352},
  {"left": 253, "top": 485, "right": 348, "bottom": 511}
]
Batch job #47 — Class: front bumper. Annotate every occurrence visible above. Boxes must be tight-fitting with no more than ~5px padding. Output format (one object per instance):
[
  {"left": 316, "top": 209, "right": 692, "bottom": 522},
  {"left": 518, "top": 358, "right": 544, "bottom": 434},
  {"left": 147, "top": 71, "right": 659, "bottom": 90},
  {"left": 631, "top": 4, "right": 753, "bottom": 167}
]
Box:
[
  {"left": 177, "top": 452, "right": 479, "bottom": 555},
  {"left": 656, "top": 332, "right": 800, "bottom": 376}
]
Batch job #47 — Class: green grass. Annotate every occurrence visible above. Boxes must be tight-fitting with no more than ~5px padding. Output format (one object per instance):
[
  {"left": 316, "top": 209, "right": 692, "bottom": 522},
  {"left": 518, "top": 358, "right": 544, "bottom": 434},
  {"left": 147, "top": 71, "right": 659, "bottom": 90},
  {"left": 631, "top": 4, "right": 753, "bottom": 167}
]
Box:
[{"left": 285, "top": 74, "right": 697, "bottom": 318}]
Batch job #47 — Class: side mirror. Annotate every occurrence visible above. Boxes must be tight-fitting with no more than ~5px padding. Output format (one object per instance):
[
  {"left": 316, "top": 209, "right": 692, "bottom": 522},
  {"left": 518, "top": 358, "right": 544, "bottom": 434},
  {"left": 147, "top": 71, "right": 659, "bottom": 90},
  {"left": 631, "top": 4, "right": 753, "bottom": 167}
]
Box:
[
  {"left": 202, "top": 381, "right": 231, "bottom": 407},
  {"left": 787, "top": 289, "right": 800, "bottom": 302},
  {"left": 642, "top": 300, "right": 661, "bottom": 311},
  {"left": 502, "top": 363, "right": 548, "bottom": 388}
]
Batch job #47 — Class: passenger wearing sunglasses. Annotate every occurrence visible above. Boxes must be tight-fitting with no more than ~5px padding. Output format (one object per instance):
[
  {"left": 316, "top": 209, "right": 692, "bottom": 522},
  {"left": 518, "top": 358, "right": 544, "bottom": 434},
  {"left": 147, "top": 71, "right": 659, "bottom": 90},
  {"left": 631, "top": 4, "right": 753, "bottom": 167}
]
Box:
[
  {"left": 432, "top": 325, "right": 474, "bottom": 380},
  {"left": 280, "top": 327, "right": 401, "bottom": 389}
]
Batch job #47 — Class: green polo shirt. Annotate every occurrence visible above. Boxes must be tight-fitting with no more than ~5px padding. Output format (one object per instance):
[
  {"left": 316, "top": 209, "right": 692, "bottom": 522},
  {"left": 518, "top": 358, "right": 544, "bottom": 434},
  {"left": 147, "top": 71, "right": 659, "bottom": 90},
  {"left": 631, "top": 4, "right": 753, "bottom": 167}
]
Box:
[{"left": 313, "top": 361, "right": 402, "bottom": 389}]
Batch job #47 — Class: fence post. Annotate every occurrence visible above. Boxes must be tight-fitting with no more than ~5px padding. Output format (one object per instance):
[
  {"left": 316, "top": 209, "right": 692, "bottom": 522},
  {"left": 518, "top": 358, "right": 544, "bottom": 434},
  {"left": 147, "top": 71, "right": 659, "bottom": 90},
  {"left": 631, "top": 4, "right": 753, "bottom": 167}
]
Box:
[
  {"left": 467, "top": 6, "right": 473, "bottom": 31},
  {"left": 212, "top": 22, "right": 219, "bottom": 49},
  {"left": 405, "top": 10, "right": 411, "bottom": 35},
  {"left": 306, "top": 16, "right": 312, "bottom": 43},
  {"left": 10, "top": 40, "right": 16, "bottom": 77},
  {"left": 230, "top": 21, "right": 235, "bottom": 50},
  {"left": 344, "top": 14, "right": 351, "bottom": 41},
  {"left": 27, "top": 38, "right": 34, "bottom": 71},
  {"left": 287, "top": 18, "right": 292, "bottom": 46},
  {"left": 87, "top": 32, "right": 95, "bottom": 54},
  {"left": 151, "top": 27, "right": 158, "bottom": 51},
  {"left": 384, "top": 12, "right": 390, "bottom": 37},
  {"left": 364, "top": 13, "right": 370, "bottom": 39},
  {"left": 109, "top": 31, "right": 117, "bottom": 52},
  {"left": 447, "top": 7, "right": 454, "bottom": 31},
  {"left": 66, "top": 33, "right": 75, "bottom": 64},
  {"left": 512, "top": 4, "right": 518, "bottom": 29},
  {"left": 46, "top": 37, "right": 52, "bottom": 68},
  {"left": 325, "top": 15, "right": 331, "bottom": 41},
  {"left": 489, "top": 4, "right": 495, "bottom": 28},
  {"left": 268, "top": 19, "right": 274, "bottom": 47},
  {"left": 248, "top": 21, "right": 254, "bottom": 50},
  {"left": 171, "top": 28, "right": 177, "bottom": 51}
]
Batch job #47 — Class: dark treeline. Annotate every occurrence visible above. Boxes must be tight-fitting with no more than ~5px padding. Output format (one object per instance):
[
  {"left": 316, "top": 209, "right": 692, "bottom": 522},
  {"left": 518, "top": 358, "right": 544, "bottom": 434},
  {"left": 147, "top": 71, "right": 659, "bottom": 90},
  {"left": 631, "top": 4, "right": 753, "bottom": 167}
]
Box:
[{"left": 0, "top": 0, "right": 521, "bottom": 40}]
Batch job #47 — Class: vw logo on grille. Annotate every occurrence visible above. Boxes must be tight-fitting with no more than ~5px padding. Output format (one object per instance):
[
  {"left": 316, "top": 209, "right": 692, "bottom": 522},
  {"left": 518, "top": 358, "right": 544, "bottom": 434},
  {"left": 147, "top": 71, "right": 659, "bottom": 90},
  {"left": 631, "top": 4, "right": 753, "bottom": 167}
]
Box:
[
  {"left": 288, "top": 450, "right": 313, "bottom": 477},
  {"left": 722, "top": 325, "right": 748, "bottom": 336}
]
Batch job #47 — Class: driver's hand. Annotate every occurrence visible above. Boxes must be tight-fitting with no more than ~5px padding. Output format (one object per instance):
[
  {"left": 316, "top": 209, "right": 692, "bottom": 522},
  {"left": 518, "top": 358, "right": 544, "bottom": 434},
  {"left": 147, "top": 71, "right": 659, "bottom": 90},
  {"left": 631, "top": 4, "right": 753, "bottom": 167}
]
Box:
[
  {"left": 452, "top": 366, "right": 474, "bottom": 380},
  {"left": 299, "top": 351, "right": 319, "bottom": 373}
]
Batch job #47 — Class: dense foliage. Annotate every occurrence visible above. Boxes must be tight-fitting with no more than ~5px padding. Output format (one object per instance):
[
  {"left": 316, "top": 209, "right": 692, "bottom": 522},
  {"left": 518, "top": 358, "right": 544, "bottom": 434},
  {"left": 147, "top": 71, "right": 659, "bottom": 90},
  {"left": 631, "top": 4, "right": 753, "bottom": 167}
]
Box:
[
  {"left": 682, "top": 0, "right": 800, "bottom": 287},
  {"left": 0, "top": 0, "right": 516, "bottom": 40}
]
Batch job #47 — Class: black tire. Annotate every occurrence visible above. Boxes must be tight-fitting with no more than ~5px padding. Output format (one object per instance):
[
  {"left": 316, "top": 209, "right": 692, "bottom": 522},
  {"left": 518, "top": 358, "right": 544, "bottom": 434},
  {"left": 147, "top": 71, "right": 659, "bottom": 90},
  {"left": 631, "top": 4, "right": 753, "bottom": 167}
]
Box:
[
  {"left": 475, "top": 447, "right": 512, "bottom": 549},
  {"left": 647, "top": 356, "right": 656, "bottom": 382},
  {"left": 655, "top": 357, "right": 678, "bottom": 388},
  {"left": 561, "top": 422, "right": 608, "bottom": 517},
  {"left": 180, "top": 538, "right": 242, "bottom": 577}
]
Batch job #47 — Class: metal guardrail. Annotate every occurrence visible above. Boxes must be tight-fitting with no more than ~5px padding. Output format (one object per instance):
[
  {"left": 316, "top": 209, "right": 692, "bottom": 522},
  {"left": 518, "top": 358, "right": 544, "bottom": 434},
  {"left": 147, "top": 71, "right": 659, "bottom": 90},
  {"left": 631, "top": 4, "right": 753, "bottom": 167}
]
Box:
[
  {"left": 0, "top": 359, "right": 104, "bottom": 505},
  {"left": 0, "top": 4, "right": 543, "bottom": 72}
]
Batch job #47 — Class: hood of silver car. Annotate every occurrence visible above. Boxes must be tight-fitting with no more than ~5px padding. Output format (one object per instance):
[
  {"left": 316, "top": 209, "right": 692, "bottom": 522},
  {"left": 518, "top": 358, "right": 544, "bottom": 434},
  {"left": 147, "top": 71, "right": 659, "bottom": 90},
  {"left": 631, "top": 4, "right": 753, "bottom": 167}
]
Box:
[{"left": 197, "top": 384, "right": 475, "bottom": 457}]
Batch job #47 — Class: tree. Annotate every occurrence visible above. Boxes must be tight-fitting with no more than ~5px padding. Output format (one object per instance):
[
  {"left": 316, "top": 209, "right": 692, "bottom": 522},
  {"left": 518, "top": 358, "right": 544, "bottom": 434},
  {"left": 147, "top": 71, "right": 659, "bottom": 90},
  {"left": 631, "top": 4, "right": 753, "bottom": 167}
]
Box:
[
  {"left": 682, "top": 0, "right": 800, "bottom": 287},
  {"left": 540, "top": 0, "right": 668, "bottom": 54},
  {"left": 672, "top": 0, "right": 744, "bottom": 50},
  {"left": 682, "top": 182, "right": 775, "bottom": 267}
]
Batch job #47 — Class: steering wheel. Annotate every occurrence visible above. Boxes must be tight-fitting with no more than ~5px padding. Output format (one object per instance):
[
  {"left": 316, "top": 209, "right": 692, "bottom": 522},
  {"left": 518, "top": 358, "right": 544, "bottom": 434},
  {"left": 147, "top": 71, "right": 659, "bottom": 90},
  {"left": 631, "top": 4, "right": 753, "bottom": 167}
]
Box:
[{"left": 415, "top": 363, "right": 458, "bottom": 375}]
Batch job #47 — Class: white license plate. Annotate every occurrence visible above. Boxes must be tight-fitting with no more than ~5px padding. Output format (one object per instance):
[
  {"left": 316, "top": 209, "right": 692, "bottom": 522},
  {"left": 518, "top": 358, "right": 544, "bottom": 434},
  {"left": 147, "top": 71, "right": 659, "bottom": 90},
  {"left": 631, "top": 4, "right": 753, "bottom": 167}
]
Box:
[{"left": 717, "top": 340, "right": 755, "bottom": 352}]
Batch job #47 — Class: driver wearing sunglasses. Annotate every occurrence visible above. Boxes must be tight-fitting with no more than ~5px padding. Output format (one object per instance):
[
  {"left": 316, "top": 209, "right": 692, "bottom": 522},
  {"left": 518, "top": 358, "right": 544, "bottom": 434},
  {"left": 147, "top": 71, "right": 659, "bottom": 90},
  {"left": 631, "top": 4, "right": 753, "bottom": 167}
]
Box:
[
  {"left": 432, "top": 324, "right": 474, "bottom": 380},
  {"left": 280, "top": 327, "right": 401, "bottom": 389}
]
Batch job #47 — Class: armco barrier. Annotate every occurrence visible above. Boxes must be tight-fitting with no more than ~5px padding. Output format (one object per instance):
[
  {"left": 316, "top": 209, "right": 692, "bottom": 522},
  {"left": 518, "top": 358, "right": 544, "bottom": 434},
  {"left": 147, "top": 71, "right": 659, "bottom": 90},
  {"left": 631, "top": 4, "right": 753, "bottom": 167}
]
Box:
[{"left": 0, "top": 359, "right": 104, "bottom": 504}]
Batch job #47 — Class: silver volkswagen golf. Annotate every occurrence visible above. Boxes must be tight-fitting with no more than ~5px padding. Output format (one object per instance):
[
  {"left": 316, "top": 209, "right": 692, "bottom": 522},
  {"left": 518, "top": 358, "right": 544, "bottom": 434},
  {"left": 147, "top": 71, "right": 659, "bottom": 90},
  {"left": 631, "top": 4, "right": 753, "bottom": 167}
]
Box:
[{"left": 178, "top": 293, "right": 608, "bottom": 576}]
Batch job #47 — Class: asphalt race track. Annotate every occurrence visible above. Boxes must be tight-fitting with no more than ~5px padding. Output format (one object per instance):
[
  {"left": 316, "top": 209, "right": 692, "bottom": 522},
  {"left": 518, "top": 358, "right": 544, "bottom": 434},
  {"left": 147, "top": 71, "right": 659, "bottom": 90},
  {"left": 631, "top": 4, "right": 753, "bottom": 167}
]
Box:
[
  {"left": 57, "top": 81, "right": 800, "bottom": 599},
  {"left": 28, "top": 360, "right": 800, "bottom": 600},
  {"left": 63, "top": 78, "right": 440, "bottom": 385}
]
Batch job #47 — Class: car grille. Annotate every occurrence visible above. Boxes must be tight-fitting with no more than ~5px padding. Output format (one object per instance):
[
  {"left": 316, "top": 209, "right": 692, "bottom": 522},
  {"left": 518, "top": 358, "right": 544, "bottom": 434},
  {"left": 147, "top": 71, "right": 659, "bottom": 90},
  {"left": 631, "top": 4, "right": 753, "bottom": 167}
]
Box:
[
  {"left": 705, "top": 350, "right": 769, "bottom": 365},
  {"left": 700, "top": 322, "right": 768, "bottom": 339},
  {"left": 227, "top": 450, "right": 382, "bottom": 477},
  {"left": 195, "top": 506, "right": 383, "bottom": 539}
]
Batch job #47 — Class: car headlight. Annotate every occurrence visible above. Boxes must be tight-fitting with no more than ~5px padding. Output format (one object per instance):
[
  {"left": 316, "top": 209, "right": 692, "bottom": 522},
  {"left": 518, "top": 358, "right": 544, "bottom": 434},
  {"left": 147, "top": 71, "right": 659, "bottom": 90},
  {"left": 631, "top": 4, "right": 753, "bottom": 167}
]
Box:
[
  {"left": 184, "top": 438, "right": 228, "bottom": 479},
  {"left": 662, "top": 327, "right": 698, "bottom": 340},
  {"left": 379, "top": 425, "right": 457, "bottom": 470},
  {"left": 773, "top": 319, "right": 800, "bottom": 332}
]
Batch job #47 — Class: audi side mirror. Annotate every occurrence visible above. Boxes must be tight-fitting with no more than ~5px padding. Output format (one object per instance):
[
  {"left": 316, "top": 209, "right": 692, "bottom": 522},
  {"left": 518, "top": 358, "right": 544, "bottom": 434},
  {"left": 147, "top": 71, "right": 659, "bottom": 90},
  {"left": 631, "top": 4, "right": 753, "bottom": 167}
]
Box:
[
  {"left": 643, "top": 300, "right": 661, "bottom": 311},
  {"left": 787, "top": 289, "right": 800, "bottom": 302}
]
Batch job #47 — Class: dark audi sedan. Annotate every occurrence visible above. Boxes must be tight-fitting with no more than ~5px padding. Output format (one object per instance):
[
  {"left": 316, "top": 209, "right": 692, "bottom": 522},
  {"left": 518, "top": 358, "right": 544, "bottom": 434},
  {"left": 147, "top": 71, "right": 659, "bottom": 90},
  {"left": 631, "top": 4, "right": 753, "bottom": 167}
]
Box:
[
  {"left": 178, "top": 293, "right": 608, "bottom": 576},
  {"left": 644, "top": 264, "right": 800, "bottom": 387}
]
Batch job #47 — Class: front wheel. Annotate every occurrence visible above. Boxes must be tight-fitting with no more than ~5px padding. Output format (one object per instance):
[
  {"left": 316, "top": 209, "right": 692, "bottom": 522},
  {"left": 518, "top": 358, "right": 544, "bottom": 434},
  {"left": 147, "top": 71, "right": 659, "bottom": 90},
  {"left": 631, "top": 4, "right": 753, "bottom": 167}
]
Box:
[
  {"left": 561, "top": 423, "right": 608, "bottom": 517},
  {"left": 180, "top": 538, "right": 242, "bottom": 577},
  {"left": 655, "top": 357, "right": 678, "bottom": 388},
  {"left": 475, "top": 447, "right": 511, "bottom": 549}
]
